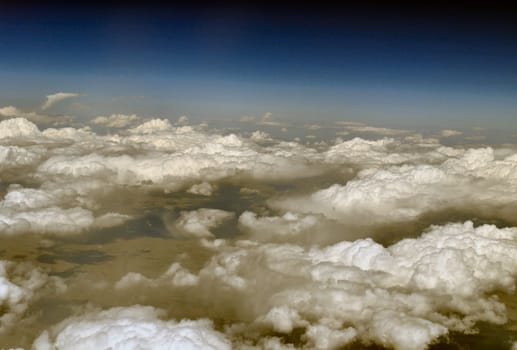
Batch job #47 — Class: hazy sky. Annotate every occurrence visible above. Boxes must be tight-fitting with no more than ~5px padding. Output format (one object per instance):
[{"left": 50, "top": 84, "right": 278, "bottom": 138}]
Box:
[{"left": 1, "top": 2, "right": 516, "bottom": 128}]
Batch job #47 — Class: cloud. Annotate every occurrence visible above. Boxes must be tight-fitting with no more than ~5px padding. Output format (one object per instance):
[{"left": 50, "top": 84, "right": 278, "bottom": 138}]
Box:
[
  {"left": 277, "top": 147, "right": 517, "bottom": 225},
  {"left": 41, "top": 92, "right": 79, "bottom": 110},
  {"left": 257, "top": 112, "right": 285, "bottom": 126},
  {"left": 0, "top": 261, "right": 61, "bottom": 334},
  {"left": 186, "top": 221, "right": 517, "bottom": 349},
  {"left": 187, "top": 182, "right": 216, "bottom": 196},
  {"left": 0, "top": 117, "right": 41, "bottom": 139},
  {"left": 2, "top": 111, "right": 517, "bottom": 349},
  {"left": 91, "top": 114, "right": 140, "bottom": 128},
  {"left": 440, "top": 129, "right": 463, "bottom": 137},
  {"left": 344, "top": 125, "right": 411, "bottom": 135},
  {"left": 238, "top": 211, "right": 339, "bottom": 244},
  {"left": 169, "top": 208, "right": 235, "bottom": 238},
  {"left": 32, "top": 305, "right": 231, "bottom": 350},
  {"left": 177, "top": 115, "right": 189, "bottom": 125},
  {"left": 0, "top": 107, "right": 72, "bottom": 127},
  {"left": 249, "top": 130, "right": 271, "bottom": 142},
  {"left": 110, "top": 221, "right": 517, "bottom": 349}
]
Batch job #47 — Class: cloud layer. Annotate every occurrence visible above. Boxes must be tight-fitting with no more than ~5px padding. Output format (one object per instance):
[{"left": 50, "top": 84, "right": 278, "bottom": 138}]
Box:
[{"left": 1, "top": 114, "right": 517, "bottom": 349}]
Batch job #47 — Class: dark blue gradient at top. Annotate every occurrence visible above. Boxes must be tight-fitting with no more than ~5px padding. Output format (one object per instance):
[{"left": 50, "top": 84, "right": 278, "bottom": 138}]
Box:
[{"left": 0, "top": 2, "right": 516, "bottom": 125}]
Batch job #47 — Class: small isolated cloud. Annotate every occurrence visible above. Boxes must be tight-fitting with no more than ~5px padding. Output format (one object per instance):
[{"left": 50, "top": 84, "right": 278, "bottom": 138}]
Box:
[
  {"left": 41, "top": 92, "right": 79, "bottom": 110},
  {"left": 169, "top": 208, "right": 235, "bottom": 238},
  {"left": 440, "top": 129, "right": 463, "bottom": 137},
  {"left": 258, "top": 112, "right": 285, "bottom": 126},
  {"left": 91, "top": 114, "right": 140, "bottom": 128},
  {"left": 250, "top": 130, "right": 271, "bottom": 142},
  {"left": 187, "top": 182, "right": 216, "bottom": 196},
  {"left": 177, "top": 115, "right": 189, "bottom": 125}
]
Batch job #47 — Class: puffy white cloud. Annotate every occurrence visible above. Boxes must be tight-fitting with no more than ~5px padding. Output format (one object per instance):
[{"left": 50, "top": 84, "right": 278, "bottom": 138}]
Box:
[
  {"left": 0, "top": 261, "right": 59, "bottom": 334},
  {"left": 41, "top": 92, "right": 79, "bottom": 110},
  {"left": 171, "top": 209, "right": 235, "bottom": 238},
  {"left": 32, "top": 305, "right": 231, "bottom": 350},
  {"left": 187, "top": 221, "right": 517, "bottom": 349},
  {"left": 0, "top": 117, "right": 41, "bottom": 139},
  {"left": 129, "top": 118, "right": 173, "bottom": 134},
  {"left": 278, "top": 147, "right": 517, "bottom": 224},
  {"left": 177, "top": 115, "right": 189, "bottom": 125},
  {"left": 91, "top": 114, "right": 140, "bottom": 128},
  {"left": 187, "top": 182, "right": 216, "bottom": 196},
  {"left": 0, "top": 106, "right": 72, "bottom": 126},
  {"left": 116, "top": 262, "right": 199, "bottom": 289},
  {"left": 249, "top": 130, "right": 272, "bottom": 142},
  {"left": 238, "top": 211, "right": 338, "bottom": 244},
  {"left": 258, "top": 112, "right": 285, "bottom": 127}
]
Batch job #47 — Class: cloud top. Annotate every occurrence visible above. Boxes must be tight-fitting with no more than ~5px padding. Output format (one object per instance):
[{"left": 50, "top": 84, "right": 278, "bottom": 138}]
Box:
[{"left": 41, "top": 92, "right": 79, "bottom": 110}]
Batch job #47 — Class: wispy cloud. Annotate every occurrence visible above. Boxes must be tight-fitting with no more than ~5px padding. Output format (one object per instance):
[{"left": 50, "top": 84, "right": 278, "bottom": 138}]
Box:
[{"left": 41, "top": 92, "right": 79, "bottom": 110}]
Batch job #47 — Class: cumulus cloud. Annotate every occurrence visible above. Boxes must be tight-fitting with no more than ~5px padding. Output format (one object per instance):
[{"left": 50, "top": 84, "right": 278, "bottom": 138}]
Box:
[
  {"left": 91, "top": 114, "right": 140, "bottom": 128},
  {"left": 185, "top": 221, "right": 517, "bottom": 349},
  {"left": 110, "top": 221, "right": 517, "bottom": 349},
  {"left": 277, "top": 147, "right": 517, "bottom": 225},
  {"left": 0, "top": 107, "right": 72, "bottom": 126},
  {"left": 187, "top": 182, "right": 216, "bottom": 196},
  {"left": 249, "top": 130, "right": 272, "bottom": 142},
  {"left": 257, "top": 112, "right": 285, "bottom": 126},
  {"left": 41, "top": 92, "right": 79, "bottom": 110},
  {"left": 170, "top": 208, "right": 235, "bottom": 238},
  {"left": 32, "top": 305, "right": 231, "bottom": 350},
  {"left": 177, "top": 115, "right": 189, "bottom": 125},
  {"left": 238, "top": 211, "right": 338, "bottom": 244},
  {"left": 0, "top": 261, "right": 60, "bottom": 334}
]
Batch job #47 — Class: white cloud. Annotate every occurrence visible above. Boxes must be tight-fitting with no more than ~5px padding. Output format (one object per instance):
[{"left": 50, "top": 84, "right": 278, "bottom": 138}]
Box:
[
  {"left": 257, "top": 112, "right": 285, "bottom": 126},
  {"left": 91, "top": 114, "right": 140, "bottom": 128},
  {"left": 170, "top": 208, "right": 235, "bottom": 238},
  {"left": 440, "top": 129, "right": 463, "bottom": 137},
  {"left": 0, "top": 106, "right": 73, "bottom": 126},
  {"left": 177, "top": 115, "right": 189, "bottom": 125},
  {"left": 32, "top": 305, "right": 231, "bottom": 350},
  {"left": 278, "top": 147, "right": 517, "bottom": 224},
  {"left": 41, "top": 92, "right": 79, "bottom": 110},
  {"left": 187, "top": 182, "right": 216, "bottom": 196},
  {"left": 238, "top": 211, "right": 336, "bottom": 243},
  {"left": 250, "top": 130, "right": 271, "bottom": 142},
  {"left": 187, "top": 221, "right": 517, "bottom": 349},
  {"left": 0, "top": 261, "right": 60, "bottom": 334},
  {"left": 344, "top": 125, "right": 411, "bottom": 135}
]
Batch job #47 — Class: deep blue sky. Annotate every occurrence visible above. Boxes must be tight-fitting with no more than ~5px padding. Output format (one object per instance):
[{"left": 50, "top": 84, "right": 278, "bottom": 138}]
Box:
[{"left": 1, "top": 2, "right": 516, "bottom": 128}]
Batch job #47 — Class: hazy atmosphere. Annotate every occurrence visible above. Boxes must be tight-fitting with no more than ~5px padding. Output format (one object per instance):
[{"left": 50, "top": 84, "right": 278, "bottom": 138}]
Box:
[{"left": 1, "top": 2, "right": 517, "bottom": 349}]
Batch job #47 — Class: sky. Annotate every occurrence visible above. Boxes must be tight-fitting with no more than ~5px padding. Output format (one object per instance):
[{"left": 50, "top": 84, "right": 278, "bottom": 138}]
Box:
[
  {"left": 3, "top": 3, "right": 517, "bottom": 349},
  {"left": 0, "top": 1, "right": 516, "bottom": 128}
]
